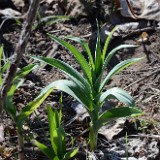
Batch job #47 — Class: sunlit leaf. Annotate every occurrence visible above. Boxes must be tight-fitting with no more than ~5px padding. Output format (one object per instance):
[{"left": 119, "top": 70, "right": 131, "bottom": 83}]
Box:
[
  {"left": 100, "top": 57, "right": 142, "bottom": 91},
  {"left": 64, "top": 148, "right": 79, "bottom": 160},
  {"left": 47, "top": 34, "right": 93, "bottom": 85},
  {"left": 34, "top": 140, "right": 55, "bottom": 159},
  {"left": 100, "top": 87, "right": 135, "bottom": 106}
]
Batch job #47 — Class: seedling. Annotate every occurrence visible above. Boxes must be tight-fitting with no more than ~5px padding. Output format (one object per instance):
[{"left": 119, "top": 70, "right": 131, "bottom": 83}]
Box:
[
  {"left": 32, "top": 27, "right": 143, "bottom": 151},
  {"left": 35, "top": 104, "right": 78, "bottom": 160}
]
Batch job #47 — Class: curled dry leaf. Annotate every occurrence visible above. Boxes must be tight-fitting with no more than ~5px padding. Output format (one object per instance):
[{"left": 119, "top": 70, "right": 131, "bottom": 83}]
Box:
[
  {"left": 120, "top": 0, "right": 160, "bottom": 21},
  {"left": 11, "top": 0, "right": 25, "bottom": 9},
  {"left": 0, "top": 8, "right": 21, "bottom": 17}
]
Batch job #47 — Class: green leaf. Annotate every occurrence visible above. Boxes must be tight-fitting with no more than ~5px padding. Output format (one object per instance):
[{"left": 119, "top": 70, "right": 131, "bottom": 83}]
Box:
[
  {"left": 100, "top": 107, "right": 143, "bottom": 122},
  {"left": 103, "top": 45, "right": 138, "bottom": 71},
  {"left": 94, "top": 30, "right": 102, "bottom": 76},
  {"left": 1, "top": 61, "right": 10, "bottom": 73},
  {"left": 64, "top": 148, "right": 79, "bottom": 160},
  {"left": 47, "top": 105, "right": 60, "bottom": 130},
  {"left": 67, "top": 37, "right": 95, "bottom": 70},
  {"left": 51, "top": 127, "right": 66, "bottom": 158},
  {"left": 5, "top": 79, "right": 24, "bottom": 119},
  {"left": 100, "top": 57, "right": 143, "bottom": 91},
  {"left": 47, "top": 34, "right": 93, "bottom": 85},
  {"left": 95, "top": 45, "right": 137, "bottom": 90},
  {"left": 34, "top": 140, "right": 56, "bottom": 160},
  {"left": 14, "top": 64, "right": 39, "bottom": 81},
  {"left": 16, "top": 86, "right": 54, "bottom": 127},
  {"left": 47, "top": 105, "right": 66, "bottom": 157},
  {"left": 32, "top": 56, "right": 92, "bottom": 95},
  {"left": 100, "top": 87, "right": 135, "bottom": 106},
  {"left": 94, "top": 107, "right": 143, "bottom": 132},
  {"left": 44, "top": 80, "right": 94, "bottom": 112},
  {"left": 40, "top": 15, "right": 69, "bottom": 25},
  {"left": 5, "top": 64, "right": 39, "bottom": 120},
  {"left": 102, "top": 26, "right": 117, "bottom": 61}
]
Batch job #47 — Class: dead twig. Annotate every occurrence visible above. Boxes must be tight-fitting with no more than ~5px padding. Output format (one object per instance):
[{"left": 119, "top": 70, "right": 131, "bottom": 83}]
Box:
[{"left": 129, "top": 134, "right": 160, "bottom": 140}]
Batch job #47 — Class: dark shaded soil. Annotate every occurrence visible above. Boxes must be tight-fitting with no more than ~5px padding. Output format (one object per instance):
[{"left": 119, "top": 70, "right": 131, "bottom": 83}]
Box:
[{"left": 0, "top": 0, "right": 159, "bottom": 159}]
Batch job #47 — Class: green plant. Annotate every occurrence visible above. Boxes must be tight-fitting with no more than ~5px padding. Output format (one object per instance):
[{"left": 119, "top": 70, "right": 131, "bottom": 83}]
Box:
[
  {"left": 4, "top": 63, "right": 55, "bottom": 160},
  {"left": 32, "top": 28, "right": 143, "bottom": 151},
  {"left": 0, "top": 45, "right": 10, "bottom": 86},
  {"left": 35, "top": 104, "right": 78, "bottom": 160},
  {"left": 0, "top": 44, "right": 55, "bottom": 159},
  {"left": 34, "top": 13, "right": 70, "bottom": 30}
]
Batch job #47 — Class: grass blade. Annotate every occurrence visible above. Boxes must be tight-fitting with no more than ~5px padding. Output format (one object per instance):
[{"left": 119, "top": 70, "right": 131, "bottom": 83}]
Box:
[
  {"left": 34, "top": 140, "right": 55, "bottom": 159},
  {"left": 102, "top": 26, "right": 117, "bottom": 61},
  {"left": 94, "top": 45, "right": 137, "bottom": 90},
  {"left": 94, "top": 31, "right": 102, "bottom": 76},
  {"left": 64, "top": 148, "right": 79, "bottom": 160}
]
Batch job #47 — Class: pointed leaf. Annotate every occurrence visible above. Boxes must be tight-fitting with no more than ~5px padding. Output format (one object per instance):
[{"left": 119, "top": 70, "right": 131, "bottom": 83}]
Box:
[
  {"left": 5, "top": 64, "right": 38, "bottom": 119},
  {"left": 5, "top": 79, "right": 24, "bottom": 119},
  {"left": 44, "top": 80, "right": 94, "bottom": 112},
  {"left": 14, "top": 64, "right": 39, "bottom": 81},
  {"left": 95, "top": 45, "right": 137, "bottom": 90},
  {"left": 34, "top": 140, "right": 55, "bottom": 159},
  {"left": 100, "top": 57, "right": 143, "bottom": 91},
  {"left": 95, "top": 30, "right": 102, "bottom": 76},
  {"left": 51, "top": 127, "right": 66, "bottom": 158},
  {"left": 64, "top": 148, "right": 79, "bottom": 160},
  {"left": 67, "top": 37, "right": 95, "bottom": 70},
  {"left": 47, "top": 34, "right": 93, "bottom": 85},
  {"left": 102, "top": 26, "right": 117, "bottom": 60}
]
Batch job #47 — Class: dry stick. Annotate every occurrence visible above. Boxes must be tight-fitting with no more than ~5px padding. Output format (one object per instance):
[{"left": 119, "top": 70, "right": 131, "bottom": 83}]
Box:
[
  {"left": 0, "top": 0, "right": 40, "bottom": 160},
  {"left": 0, "top": 0, "right": 40, "bottom": 113}
]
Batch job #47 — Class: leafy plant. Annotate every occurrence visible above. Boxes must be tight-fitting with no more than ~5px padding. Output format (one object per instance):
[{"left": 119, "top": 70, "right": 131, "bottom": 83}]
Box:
[
  {"left": 35, "top": 104, "right": 78, "bottom": 160},
  {"left": 0, "top": 53, "right": 55, "bottom": 159},
  {"left": 5, "top": 64, "right": 54, "bottom": 159},
  {"left": 32, "top": 28, "right": 143, "bottom": 151}
]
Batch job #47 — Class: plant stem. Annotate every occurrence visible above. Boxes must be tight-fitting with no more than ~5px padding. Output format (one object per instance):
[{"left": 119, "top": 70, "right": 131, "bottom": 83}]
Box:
[
  {"left": 89, "top": 125, "right": 98, "bottom": 151},
  {"left": 17, "top": 128, "right": 25, "bottom": 160}
]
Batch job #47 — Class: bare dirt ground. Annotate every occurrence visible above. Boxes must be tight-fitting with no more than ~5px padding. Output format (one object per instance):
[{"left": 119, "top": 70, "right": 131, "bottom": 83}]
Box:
[{"left": 0, "top": 0, "right": 160, "bottom": 159}]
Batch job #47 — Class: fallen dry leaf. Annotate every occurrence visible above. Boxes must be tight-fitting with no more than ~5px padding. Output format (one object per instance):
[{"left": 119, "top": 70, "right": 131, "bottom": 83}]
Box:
[
  {"left": 120, "top": 0, "right": 160, "bottom": 21},
  {"left": 99, "top": 118, "right": 126, "bottom": 141}
]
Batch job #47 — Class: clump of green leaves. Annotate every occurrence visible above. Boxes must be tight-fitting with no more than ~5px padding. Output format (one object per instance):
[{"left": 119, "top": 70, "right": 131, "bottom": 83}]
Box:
[
  {"left": 32, "top": 27, "right": 143, "bottom": 151},
  {"left": 35, "top": 104, "right": 78, "bottom": 160},
  {"left": 0, "top": 45, "right": 55, "bottom": 159}
]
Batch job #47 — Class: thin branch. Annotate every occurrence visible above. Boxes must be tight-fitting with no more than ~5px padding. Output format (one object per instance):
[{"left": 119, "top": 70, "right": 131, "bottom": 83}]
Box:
[{"left": 0, "top": 0, "right": 40, "bottom": 113}]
